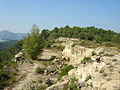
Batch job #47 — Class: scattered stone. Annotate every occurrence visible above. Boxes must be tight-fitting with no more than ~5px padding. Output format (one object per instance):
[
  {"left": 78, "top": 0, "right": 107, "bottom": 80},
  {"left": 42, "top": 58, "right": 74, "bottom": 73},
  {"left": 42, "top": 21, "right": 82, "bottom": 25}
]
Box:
[
  {"left": 45, "top": 79, "right": 53, "bottom": 86},
  {"left": 46, "top": 80, "right": 69, "bottom": 90},
  {"left": 13, "top": 49, "right": 25, "bottom": 63},
  {"left": 77, "top": 82, "right": 85, "bottom": 88},
  {"left": 91, "top": 56, "right": 101, "bottom": 63}
]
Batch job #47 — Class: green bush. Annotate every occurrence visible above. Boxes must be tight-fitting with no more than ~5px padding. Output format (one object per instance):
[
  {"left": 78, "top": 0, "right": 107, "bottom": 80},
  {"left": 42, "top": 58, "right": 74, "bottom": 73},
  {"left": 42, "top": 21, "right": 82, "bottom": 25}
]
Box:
[
  {"left": 37, "top": 85, "right": 46, "bottom": 90},
  {"left": 0, "top": 70, "right": 9, "bottom": 81},
  {"left": 71, "top": 43, "right": 76, "bottom": 47},
  {"left": 35, "top": 67, "right": 44, "bottom": 74},
  {"left": 69, "top": 82, "right": 77, "bottom": 90},
  {"left": 60, "top": 65, "right": 74, "bottom": 77},
  {"left": 81, "top": 57, "right": 92, "bottom": 64},
  {"left": 54, "top": 45, "right": 65, "bottom": 51},
  {"left": 92, "top": 51, "right": 96, "bottom": 56},
  {"left": 103, "top": 42, "right": 114, "bottom": 47},
  {"left": 58, "top": 46, "right": 65, "bottom": 51},
  {"left": 50, "top": 56, "right": 56, "bottom": 61},
  {"left": 37, "top": 79, "right": 43, "bottom": 83},
  {"left": 99, "top": 69, "right": 104, "bottom": 73},
  {"left": 79, "top": 40, "right": 88, "bottom": 46},
  {"left": 42, "top": 61, "right": 51, "bottom": 66},
  {"left": 0, "top": 68, "right": 16, "bottom": 89},
  {"left": 45, "top": 40, "right": 55, "bottom": 49},
  {"left": 85, "top": 75, "right": 92, "bottom": 82},
  {"left": 62, "top": 78, "right": 79, "bottom": 90},
  {"left": 69, "top": 78, "right": 78, "bottom": 90}
]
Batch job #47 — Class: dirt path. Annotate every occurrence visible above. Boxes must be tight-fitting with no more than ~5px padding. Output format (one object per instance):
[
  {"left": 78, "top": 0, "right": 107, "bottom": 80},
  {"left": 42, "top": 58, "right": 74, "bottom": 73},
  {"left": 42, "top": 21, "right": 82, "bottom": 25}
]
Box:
[
  {"left": 11, "top": 63, "right": 39, "bottom": 90},
  {"left": 39, "top": 49, "right": 59, "bottom": 60},
  {"left": 10, "top": 49, "right": 59, "bottom": 90}
]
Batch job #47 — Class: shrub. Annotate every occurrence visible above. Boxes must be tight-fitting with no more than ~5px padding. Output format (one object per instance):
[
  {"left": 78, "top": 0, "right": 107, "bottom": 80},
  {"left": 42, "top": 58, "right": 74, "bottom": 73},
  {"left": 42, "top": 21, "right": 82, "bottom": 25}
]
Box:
[
  {"left": 0, "top": 61, "right": 17, "bottom": 89},
  {"left": 60, "top": 65, "right": 74, "bottom": 77},
  {"left": 56, "top": 46, "right": 65, "bottom": 51},
  {"left": 45, "top": 40, "right": 55, "bottom": 49},
  {"left": 81, "top": 57, "right": 92, "bottom": 64},
  {"left": 62, "top": 78, "right": 79, "bottom": 90},
  {"left": 42, "top": 61, "right": 51, "bottom": 66},
  {"left": 37, "top": 85, "right": 46, "bottom": 90},
  {"left": 102, "top": 73, "right": 108, "bottom": 77},
  {"left": 85, "top": 75, "right": 92, "bottom": 82},
  {"left": 49, "top": 56, "right": 56, "bottom": 61},
  {"left": 92, "top": 51, "right": 96, "bottom": 56},
  {"left": 99, "top": 51, "right": 104, "bottom": 54},
  {"left": 35, "top": 67, "right": 44, "bottom": 74},
  {"left": 71, "top": 44, "right": 76, "bottom": 47},
  {"left": 0, "top": 70, "right": 9, "bottom": 81},
  {"left": 79, "top": 40, "right": 88, "bottom": 46},
  {"left": 99, "top": 69, "right": 104, "bottom": 73},
  {"left": 103, "top": 42, "right": 114, "bottom": 47},
  {"left": 69, "top": 82, "right": 77, "bottom": 90},
  {"left": 37, "top": 79, "right": 43, "bottom": 83}
]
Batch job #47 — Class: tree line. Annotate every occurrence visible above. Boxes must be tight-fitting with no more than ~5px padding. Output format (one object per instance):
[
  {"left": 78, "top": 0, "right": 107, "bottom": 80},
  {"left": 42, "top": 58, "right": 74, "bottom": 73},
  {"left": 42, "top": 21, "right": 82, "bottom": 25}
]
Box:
[{"left": 41, "top": 25, "right": 120, "bottom": 44}]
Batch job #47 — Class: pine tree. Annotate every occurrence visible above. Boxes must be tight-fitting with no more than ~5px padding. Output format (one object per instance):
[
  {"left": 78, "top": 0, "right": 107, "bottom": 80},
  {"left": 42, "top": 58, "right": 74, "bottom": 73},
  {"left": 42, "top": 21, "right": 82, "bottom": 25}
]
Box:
[{"left": 23, "top": 24, "right": 43, "bottom": 59}]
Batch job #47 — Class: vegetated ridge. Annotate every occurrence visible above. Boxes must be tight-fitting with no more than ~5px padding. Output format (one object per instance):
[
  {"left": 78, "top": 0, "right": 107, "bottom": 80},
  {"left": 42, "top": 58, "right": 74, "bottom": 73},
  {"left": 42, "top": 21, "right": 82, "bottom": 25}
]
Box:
[{"left": 0, "top": 25, "right": 120, "bottom": 90}]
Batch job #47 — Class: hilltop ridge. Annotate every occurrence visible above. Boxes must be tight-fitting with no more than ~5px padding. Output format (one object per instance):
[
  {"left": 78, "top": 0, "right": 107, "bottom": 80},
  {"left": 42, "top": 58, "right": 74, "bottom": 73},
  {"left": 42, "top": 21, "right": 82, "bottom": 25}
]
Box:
[
  {"left": 5, "top": 37, "right": 120, "bottom": 90},
  {"left": 0, "top": 25, "right": 120, "bottom": 90}
]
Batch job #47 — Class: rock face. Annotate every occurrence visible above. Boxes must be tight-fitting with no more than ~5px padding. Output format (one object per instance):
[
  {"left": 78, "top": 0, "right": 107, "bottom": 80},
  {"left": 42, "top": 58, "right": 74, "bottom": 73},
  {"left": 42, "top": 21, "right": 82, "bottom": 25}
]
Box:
[
  {"left": 62, "top": 45, "right": 93, "bottom": 65},
  {"left": 68, "top": 62, "right": 105, "bottom": 82},
  {"left": 39, "top": 49, "right": 59, "bottom": 60},
  {"left": 62, "top": 41, "right": 105, "bottom": 65}
]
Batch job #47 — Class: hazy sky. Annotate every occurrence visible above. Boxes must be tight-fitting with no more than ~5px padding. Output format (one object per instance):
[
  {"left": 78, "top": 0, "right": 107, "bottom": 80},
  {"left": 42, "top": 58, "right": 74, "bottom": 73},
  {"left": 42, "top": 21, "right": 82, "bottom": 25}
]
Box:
[{"left": 0, "top": 0, "right": 120, "bottom": 33}]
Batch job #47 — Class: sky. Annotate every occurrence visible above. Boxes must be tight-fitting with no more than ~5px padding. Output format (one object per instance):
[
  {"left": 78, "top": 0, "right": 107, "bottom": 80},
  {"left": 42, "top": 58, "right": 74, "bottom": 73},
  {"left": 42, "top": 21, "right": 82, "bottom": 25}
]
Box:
[{"left": 0, "top": 0, "right": 120, "bottom": 33}]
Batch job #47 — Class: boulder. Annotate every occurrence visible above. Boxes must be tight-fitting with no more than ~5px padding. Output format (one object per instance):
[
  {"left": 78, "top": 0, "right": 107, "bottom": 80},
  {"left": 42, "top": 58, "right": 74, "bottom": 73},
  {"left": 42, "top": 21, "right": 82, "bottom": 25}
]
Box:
[
  {"left": 91, "top": 56, "right": 101, "bottom": 62},
  {"left": 13, "top": 50, "right": 24, "bottom": 62}
]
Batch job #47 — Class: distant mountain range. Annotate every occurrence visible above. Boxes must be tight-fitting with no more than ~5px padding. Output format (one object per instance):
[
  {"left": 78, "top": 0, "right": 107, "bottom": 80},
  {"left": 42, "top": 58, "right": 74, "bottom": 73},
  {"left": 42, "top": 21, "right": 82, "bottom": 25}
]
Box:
[{"left": 0, "top": 30, "right": 26, "bottom": 42}]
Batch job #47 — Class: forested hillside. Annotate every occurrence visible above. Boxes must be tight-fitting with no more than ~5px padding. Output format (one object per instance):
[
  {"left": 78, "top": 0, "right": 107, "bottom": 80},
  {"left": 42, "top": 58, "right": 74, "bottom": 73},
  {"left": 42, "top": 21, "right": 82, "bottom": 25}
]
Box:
[
  {"left": 0, "top": 41, "right": 23, "bottom": 89},
  {"left": 40, "top": 26, "right": 120, "bottom": 49},
  {"left": 0, "top": 40, "right": 18, "bottom": 51},
  {"left": 41, "top": 26, "right": 120, "bottom": 44}
]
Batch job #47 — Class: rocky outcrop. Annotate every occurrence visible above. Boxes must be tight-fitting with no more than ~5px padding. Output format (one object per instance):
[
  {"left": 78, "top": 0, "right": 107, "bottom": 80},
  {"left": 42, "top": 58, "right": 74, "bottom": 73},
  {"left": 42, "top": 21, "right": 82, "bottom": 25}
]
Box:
[
  {"left": 56, "top": 37, "right": 79, "bottom": 42},
  {"left": 46, "top": 80, "right": 69, "bottom": 90},
  {"left": 13, "top": 49, "right": 25, "bottom": 62},
  {"left": 62, "top": 45, "right": 94, "bottom": 65},
  {"left": 68, "top": 62, "right": 105, "bottom": 82},
  {"left": 49, "top": 38, "right": 120, "bottom": 90}
]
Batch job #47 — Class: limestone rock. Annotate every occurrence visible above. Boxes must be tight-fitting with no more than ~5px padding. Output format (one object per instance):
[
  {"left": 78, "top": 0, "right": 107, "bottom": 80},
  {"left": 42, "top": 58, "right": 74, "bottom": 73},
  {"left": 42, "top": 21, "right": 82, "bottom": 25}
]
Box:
[
  {"left": 62, "top": 45, "right": 94, "bottom": 65},
  {"left": 46, "top": 80, "right": 69, "bottom": 90},
  {"left": 13, "top": 49, "right": 25, "bottom": 62},
  {"left": 68, "top": 62, "right": 105, "bottom": 82}
]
